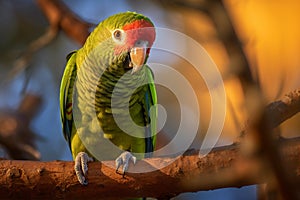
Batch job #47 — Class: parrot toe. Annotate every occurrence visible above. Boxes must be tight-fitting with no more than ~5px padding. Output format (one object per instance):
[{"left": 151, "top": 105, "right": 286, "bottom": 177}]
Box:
[
  {"left": 74, "top": 152, "right": 93, "bottom": 185},
  {"left": 115, "top": 151, "right": 136, "bottom": 177}
]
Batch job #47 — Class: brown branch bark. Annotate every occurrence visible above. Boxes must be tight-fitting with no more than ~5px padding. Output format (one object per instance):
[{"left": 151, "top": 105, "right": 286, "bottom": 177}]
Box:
[
  {"left": 238, "top": 88, "right": 300, "bottom": 139},
  {"left": 0, "top": 138, "right": 299, "bottom": 199},
  {"left": 266, "top": 89, "right": 300, "bottom": 129}
]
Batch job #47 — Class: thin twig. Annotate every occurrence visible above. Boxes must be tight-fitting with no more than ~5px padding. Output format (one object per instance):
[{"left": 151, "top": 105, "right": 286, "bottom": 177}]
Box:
[
  {"left": 6, "top": 26, "right": 58, "bottom": 82},
  {"left": 5, "top": 0, "right": 95, "bottom": 83}
]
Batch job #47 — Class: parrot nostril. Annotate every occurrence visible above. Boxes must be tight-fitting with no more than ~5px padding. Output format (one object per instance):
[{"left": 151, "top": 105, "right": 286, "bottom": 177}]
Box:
[
  {"left": 136, "top": 40, "right": 142, "bottom": 46},
  {"left": 135, "top": 40, "right": 148, "bottom": 48}
]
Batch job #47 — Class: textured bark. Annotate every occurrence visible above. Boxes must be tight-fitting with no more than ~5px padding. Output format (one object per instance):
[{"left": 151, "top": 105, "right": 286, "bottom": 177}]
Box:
[
  {"left": 266, "top": 89, "right": 300, "bottom": 129},
  {"left": 0, "top": 138, "right": 299, "bottom": 199}
]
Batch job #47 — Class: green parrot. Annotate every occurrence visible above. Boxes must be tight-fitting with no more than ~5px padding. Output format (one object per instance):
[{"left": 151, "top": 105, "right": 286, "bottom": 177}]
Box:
[{"left": 60, "top": 11, "right": 157, "bottom": 186}]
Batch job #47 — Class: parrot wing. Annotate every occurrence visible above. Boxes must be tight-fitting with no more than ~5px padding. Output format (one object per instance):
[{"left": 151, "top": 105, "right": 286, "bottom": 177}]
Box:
[
  {"left": 143, "top": 66, "right": 157, "bottom": 155},
  {"left": 60, "top": 51, "right": 77, "bottom": 150}
]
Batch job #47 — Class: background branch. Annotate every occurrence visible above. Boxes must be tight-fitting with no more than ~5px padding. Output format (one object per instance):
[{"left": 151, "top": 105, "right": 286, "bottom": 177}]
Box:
[
  {"left": 161, "top": 1, "right": 300, "bottom": 199},
  {"left": 7, "top": 26, "right": 58, "bottom": 82},
  {"left": 208, "top": 1, "right": 298, "bottom": 199},
  {"left": 36, "top": 0, "right": 94, "bottom": 45},
  {"left": 4, "top": 0, "right": 94, "bottom": 83},
  {"left": 0, "top": 94, "right": 42, "bottom": 160}
]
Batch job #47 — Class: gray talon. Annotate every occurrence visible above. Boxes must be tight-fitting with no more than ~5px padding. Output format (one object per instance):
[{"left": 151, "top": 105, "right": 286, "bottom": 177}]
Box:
[
  {"left": 74, "top": 152, "right": 93, "bottom": 185},
  {"left": 115, "top": 151, "right": 136, "bottom": 176}
]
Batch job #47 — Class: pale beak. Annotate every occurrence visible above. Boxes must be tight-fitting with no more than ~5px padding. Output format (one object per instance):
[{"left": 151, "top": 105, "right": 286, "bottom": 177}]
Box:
[{"left": 129, "top": 41, "right": 148, "bottom": 74}]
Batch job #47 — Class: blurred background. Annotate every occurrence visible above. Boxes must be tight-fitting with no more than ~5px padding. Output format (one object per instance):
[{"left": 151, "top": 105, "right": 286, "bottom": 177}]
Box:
[{"left": 0, "top": 0, "right": 300, "bottom": 199}]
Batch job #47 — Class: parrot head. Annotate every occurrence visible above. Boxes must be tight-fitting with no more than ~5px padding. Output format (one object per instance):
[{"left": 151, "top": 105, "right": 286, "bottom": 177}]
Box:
[{"left": 85, "top": 12, "right": 156, "bottom": 74}]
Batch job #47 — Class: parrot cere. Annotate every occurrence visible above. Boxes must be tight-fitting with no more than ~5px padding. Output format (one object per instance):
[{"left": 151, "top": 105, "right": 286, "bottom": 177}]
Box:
[{"left": 60, "top": 12, "right": 157, "bottom": 185}]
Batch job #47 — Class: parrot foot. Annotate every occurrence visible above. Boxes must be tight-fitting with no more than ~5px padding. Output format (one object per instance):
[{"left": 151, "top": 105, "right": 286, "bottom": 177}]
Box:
[
  {"left": 115, "top": 151, "right": 136, "bottom": 177},
  {"left": 74, "top": 152, "right": 93, "bottom": 185}
]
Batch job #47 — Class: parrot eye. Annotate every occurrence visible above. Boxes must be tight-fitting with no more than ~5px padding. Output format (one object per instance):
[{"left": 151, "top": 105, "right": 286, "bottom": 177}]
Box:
[
  {"left": 114, "top": 30, "right": 122, "bottom": 39},
  {"left": 112, "top": 29, "right": 125, "bottom": 43}
]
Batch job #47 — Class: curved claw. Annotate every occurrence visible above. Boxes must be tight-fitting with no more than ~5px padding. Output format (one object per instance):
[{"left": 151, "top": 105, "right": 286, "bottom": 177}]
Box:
[
  {"left": 74, "top": 152, "right": 93, "bottom": 185},
  {"left": 115, "top": 151, "right": 136, "bottom": 177}
]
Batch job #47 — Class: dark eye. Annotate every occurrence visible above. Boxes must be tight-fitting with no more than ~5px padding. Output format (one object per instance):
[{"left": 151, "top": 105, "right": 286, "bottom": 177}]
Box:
[{"left": 113, "top": 29, "right": 122, "bottom": 41}]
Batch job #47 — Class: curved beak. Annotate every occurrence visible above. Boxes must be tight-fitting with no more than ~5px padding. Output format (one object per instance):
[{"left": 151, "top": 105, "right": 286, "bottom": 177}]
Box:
[{"left": 129, "top": 41, "right": 148, "bottom": 74}]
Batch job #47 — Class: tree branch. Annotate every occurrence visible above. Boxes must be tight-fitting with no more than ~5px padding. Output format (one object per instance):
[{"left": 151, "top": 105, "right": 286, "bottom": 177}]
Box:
[
  {"left": 0, "top": 138, "right": 299, "bottom": 199},
  {"left": 239, "top": 88, "right": 300, "bottom": 139},
  {"left": 266, "top": 89, "right": 300, "bottom": 129}
]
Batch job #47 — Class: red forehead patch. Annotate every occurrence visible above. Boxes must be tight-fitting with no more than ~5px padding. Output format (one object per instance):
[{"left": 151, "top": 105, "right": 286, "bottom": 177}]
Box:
[
  {"left": 123, "top": 19, "right": 156, "bottom": 48},
  {"left": 123, "top": 19, "right": 154, "bottom": 31}
]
